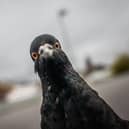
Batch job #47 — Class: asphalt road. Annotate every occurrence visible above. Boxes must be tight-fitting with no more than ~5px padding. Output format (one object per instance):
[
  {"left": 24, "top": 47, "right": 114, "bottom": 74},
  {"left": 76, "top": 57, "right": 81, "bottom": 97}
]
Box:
[
  {"left": 0, "top": 74, "right": 129, "bottom": 129},
  {"left": 0, "top": 104, "right": 41, "bottom": 129},
  {"left": 92, "top": 73, "right": 129, "bottom": 120}
]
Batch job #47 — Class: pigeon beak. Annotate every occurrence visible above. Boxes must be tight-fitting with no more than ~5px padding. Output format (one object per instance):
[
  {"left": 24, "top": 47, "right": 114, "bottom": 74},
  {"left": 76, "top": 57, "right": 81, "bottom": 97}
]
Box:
[{"left": 38, "top": 44, "right": 53, "bottom": 58}]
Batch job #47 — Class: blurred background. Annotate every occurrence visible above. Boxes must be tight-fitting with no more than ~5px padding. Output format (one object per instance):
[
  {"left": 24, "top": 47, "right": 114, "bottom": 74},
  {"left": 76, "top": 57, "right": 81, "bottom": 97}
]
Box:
[{"left": 0, "top": 0, "right": 129, "bottom": 129}]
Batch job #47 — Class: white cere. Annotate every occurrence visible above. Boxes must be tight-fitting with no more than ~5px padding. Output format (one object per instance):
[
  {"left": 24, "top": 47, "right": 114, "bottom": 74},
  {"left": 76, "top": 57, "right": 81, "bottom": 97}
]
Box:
[{"left": 39, "top": 44, "right": 53, "bottom": 57}]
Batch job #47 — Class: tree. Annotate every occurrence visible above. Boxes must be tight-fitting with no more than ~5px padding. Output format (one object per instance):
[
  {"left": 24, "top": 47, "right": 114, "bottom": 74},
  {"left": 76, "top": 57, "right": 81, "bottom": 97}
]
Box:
[{"left": 111, "top": 54, "right": 129, "bottom": 75}]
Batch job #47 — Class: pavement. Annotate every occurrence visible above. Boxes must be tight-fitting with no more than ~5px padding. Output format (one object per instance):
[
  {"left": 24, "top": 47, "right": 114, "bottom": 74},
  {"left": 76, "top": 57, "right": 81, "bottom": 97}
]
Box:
[
  {"left": 0, "top": 97, "right": 41, "bottom": 129},
  {"left": 0, "top": 73, "right": 129, "bottom": 129},
  {"left": 91, "top": 73, "right": 129, "bottom": 120}
]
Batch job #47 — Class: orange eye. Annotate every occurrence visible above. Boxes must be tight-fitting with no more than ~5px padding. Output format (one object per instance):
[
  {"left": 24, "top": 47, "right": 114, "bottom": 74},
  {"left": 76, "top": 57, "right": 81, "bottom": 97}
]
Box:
[
  {"left": 32, "top": 52, "right": 39, "bottom": 61},
  {"left": 54, "top": 42, "right": 61, "bottom": 49}
]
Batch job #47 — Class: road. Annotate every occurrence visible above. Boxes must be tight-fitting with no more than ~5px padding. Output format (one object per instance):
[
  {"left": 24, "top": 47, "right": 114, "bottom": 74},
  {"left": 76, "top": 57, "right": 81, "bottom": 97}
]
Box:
[
  {"left": 0, "top": 74, "right": 129, "bottom": 129},
  {"left": 92, "top": 73, "right": 129, "bottom": 120}
]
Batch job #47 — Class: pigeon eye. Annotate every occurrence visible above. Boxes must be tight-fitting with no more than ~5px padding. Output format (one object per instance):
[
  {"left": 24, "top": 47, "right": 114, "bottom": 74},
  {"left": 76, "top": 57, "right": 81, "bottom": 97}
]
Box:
[
  {"left": 32, "top": 52, "right": 39, "bottom": 60},
  {"left": 54, "top": 42, "right": 61, "bottom": 49}
]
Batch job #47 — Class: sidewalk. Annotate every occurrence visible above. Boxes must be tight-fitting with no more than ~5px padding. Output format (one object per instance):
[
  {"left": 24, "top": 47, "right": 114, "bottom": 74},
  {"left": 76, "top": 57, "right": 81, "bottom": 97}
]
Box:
[{"left": 0, "top": 94, "right": 41, "bottom": 116}]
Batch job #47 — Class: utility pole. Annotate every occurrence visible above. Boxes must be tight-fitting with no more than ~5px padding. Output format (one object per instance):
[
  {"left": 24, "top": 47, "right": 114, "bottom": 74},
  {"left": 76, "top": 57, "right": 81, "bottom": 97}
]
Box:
[{"left": 57, "top": 8, "right": 76, "bottom": 65}]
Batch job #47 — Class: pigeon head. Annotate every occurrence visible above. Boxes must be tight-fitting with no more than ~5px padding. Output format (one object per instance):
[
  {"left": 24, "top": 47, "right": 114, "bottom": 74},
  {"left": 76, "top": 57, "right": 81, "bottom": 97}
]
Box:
[{"left": 30, "top": 34, "right": 71, "bottom": 77}]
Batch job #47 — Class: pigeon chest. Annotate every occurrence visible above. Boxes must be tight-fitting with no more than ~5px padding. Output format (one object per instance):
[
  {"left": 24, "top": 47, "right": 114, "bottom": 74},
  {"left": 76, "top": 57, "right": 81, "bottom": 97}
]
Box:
[{"left": 41, "top": 88, "right": 65, "bottom": 129}]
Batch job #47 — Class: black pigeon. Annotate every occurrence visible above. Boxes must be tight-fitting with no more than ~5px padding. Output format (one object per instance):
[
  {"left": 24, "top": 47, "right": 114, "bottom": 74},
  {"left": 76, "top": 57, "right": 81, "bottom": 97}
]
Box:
[{"left": 30, "top": 34, "right": 129, "bottom": 129}]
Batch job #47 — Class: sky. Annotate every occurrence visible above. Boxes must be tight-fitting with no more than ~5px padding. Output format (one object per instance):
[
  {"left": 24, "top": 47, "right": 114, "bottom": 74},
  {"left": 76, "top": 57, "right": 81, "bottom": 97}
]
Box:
[{"left": 0, "top": 0, "right": 129, "bottom": 81}]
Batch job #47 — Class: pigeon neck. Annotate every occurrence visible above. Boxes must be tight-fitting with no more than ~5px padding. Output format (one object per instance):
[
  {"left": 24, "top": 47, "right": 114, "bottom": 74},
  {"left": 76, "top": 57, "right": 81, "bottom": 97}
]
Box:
[{"left": 39, "top": 64, "right": 74, "bottom": 95}]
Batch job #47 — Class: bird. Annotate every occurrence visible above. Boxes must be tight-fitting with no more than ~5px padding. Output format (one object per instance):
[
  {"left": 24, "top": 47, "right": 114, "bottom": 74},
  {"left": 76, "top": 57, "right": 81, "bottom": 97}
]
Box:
[{"left": 30, "top": 34, "right": 129, "bottom": 129}]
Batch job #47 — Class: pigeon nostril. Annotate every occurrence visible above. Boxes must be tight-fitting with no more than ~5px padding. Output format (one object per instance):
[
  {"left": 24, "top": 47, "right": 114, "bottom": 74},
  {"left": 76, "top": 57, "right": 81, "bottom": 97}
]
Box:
[
  {"left": 40, "top": 49, "right": 44, "bottom": 54},
  {"left": 48, "top": 46, "right": 52, "bottom": 49}
]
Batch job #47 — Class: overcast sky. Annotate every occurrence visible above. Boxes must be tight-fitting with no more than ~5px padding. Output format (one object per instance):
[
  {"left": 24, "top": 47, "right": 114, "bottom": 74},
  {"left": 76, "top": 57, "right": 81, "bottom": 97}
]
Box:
[{"left": 0, "top": 0, "right": 129, "bottom": 81}]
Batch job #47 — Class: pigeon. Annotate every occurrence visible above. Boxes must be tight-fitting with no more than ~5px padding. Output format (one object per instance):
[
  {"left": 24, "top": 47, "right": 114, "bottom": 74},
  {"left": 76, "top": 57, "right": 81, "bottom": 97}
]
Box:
[{"left": 30, "top": 34, "right": 129, "bottom": 129}]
